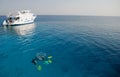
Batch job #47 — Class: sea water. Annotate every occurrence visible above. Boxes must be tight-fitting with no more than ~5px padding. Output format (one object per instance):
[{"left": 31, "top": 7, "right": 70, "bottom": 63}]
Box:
[{"left": 0, "top": 15, "right": 120, "bottom": 77}]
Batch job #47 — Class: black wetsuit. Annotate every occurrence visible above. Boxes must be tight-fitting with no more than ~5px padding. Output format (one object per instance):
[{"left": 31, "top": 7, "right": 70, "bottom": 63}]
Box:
[
  {"left": 32, "top": 56, "right": 45, "bottom": 65},
  {"left": 32, "top": 58, "right": 38, "bottom": 65}
]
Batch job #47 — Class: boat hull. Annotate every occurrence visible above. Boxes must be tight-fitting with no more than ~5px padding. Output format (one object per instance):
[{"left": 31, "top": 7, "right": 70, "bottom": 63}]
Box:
[{"left": 3, "top": 20, "right": 34, "bottom": 26}]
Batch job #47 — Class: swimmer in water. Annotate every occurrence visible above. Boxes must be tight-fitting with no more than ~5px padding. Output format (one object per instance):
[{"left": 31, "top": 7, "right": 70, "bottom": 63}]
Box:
[
  {"left": 31, "top": 52, "right": 52, "bottom": 71},
  {"left": 32, "top": 53, "right": 45, "bottom": 65}
]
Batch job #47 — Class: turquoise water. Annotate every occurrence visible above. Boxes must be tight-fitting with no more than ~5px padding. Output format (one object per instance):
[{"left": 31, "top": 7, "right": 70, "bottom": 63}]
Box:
[{"left": 0, "top": 15, "right": 120, "bottom": 77}]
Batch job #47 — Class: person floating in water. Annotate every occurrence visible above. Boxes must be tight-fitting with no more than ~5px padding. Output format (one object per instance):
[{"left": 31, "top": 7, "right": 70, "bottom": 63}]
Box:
[
  {"left": 32, "top": 52, "right": 52, "bottom": 71},
  {"left": 32, "top": 53, "right": 45, "bottom": 65}
]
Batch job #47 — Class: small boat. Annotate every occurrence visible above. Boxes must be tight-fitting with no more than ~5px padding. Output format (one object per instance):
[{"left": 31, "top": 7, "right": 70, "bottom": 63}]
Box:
[{"left": 3, "top": 10, "right": 36, "bottom": 26}]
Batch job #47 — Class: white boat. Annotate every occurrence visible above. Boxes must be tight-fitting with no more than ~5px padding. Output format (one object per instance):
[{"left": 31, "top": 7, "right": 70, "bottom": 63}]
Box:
[{"left": 3, "top": 10, "right": 36, "bottom": 26}]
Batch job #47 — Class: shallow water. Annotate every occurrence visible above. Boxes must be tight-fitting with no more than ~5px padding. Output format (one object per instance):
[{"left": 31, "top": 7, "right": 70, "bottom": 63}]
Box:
[{"left": 0, "top": 15, "right": 120, "bottom": 77}]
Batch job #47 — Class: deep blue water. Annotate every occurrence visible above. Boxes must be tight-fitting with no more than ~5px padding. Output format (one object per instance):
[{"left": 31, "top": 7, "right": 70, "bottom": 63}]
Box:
[{"left": 0, "top": 15, "right": 120, "bottom": 77}]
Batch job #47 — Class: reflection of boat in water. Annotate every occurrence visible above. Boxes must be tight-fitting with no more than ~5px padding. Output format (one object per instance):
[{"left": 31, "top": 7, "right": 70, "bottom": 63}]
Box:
[
  {"left": 12, "top": 23, "right": 36, "bottom": 35},
  {"left": 4, "top": 23, "right": 36, "bottom": 36}
]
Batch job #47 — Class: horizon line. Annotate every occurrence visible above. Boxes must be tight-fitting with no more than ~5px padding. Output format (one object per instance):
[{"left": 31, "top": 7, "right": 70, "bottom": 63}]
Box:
[{"left": 0, "top": 14, "right": 120, "bottom": 17}]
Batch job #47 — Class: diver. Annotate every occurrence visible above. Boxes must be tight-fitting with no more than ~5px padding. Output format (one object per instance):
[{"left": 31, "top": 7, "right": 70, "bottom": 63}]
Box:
[
  {"left": 32, "top": 55, "right": 45, "bottom": 65},
  {"left": 31, "top": 52, "right": 52, "bottom": 71},
  {"left": 32, "top": 52, "right": 46, "bottom": 65}
]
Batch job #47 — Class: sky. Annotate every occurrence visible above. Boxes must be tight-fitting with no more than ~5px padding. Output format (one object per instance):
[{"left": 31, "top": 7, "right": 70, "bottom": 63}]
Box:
[{"left": 0, "top": 0, "right": 120, "bottom": 16}]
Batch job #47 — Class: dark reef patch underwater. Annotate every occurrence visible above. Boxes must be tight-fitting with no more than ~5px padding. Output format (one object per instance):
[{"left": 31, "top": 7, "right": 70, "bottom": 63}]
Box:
[{"left": 0, "top": 15, "right": 120, "bottom": 77}]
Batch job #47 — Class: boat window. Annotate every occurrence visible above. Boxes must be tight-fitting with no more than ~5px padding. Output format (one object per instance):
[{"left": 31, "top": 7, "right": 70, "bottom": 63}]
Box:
[
  {"left": 14, "top": 17, "right": 20, "bottom": 20},
  {"left": 8, "top": 17, "right": 12, "bottom": 20},
  {"left": 21, "top": 11, "right": 26, "bottom": 14},
  {"left": 8, "top": 17, "right": 13, "bottom": 23}
]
